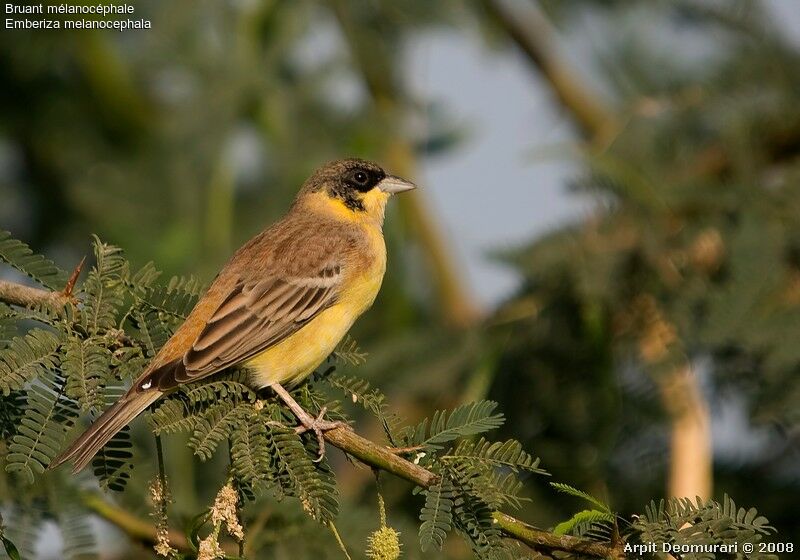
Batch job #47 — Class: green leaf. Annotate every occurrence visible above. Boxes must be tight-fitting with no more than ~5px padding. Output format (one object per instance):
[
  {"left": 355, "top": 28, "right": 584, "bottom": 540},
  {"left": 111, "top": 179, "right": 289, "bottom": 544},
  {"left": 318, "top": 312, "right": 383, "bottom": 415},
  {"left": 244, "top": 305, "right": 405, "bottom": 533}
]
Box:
[
  {"left": 264, "top": 421, "right": 339, "bottom": 524},
  {"left": 6, "top": 372, "right": 78, "bottom": 482},
  {"left": 450, "top": 482, "right": 505, "bottom": 559},
  {"left": 230, "top": 411, "right": 271, "bottom": 485},
  {"left": 332, "top": 334, "right": 367, "bottom": 365},
  {"left": 553, "top": 509, "right": 614, "bottom": 536},
  {"left": 0, "top": 329, "right": 62, "bottom": 395},
  {"left": 135, "top": 274, "right": 203, "bottom": 320},
  {"left": 635, "top": 495, "right": 776, "bottom": 552},
  {"left": 419, "top": 478, "right": 455, "bottom": 551},
  {"left": 189, "top": 401, "right": 249, "bottom": 461},
  {"left": 0, "top": 391, "right": 25, "bottom": 440},
  {"left": 0, "top": 304, "right": 17, "bottom": 349},
  {"left": 2, "top": 504, "right": 42, "bottom": 559},
  {"left": 323, "top": 372, "right": 400, "bottom": 442},
  {"left": 82, "top": 237, "right": 127, "bottom": 334},
  {"left": 0, "top": 230, "right": 68, "bottom": 290},
  {"left": 130, "top": 308, "right": 171, "bottom": 358},
  {"left": 1, "top": 536, "right": 21, "bottom": 560},
  {"left": 128, "top": 261, "right": 162, "bottom": 293},
  {"left": 92, "top": 425, "right": 134, "bottom": 492},
  {"left": 150, "top": 398, "right": 200, "bottom": 435},
  {"left": 446, "top": 438, "right": 546, "bottom": 474},
  {"left": 180, "top": 373, "right": 256, "bottom": 405},
  {"left": 56, "top": 502, "right": 97, "bottom": 560},
  {"left": 62, "top": 336, "right": 111, "bottom": 412},
  {"left": 404, "top": 400, "right": 505, "bottom": 450},
  {"left": 550, "top": 482, "right": 610, "bottom": 513}
]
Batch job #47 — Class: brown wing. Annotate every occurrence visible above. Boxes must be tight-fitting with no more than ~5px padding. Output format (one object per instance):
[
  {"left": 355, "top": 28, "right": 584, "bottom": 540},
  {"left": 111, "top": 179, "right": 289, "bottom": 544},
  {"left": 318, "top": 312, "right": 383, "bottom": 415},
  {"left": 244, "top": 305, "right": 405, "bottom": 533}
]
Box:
[{"left": 148, "top": 263, "right": 341, "bottom": 390}]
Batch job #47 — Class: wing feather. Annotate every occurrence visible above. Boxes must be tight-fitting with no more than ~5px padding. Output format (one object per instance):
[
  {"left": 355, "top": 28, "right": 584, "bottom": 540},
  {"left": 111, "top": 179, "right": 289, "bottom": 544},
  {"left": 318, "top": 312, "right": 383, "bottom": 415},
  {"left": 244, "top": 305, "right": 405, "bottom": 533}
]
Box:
[{"left": 154, "top": 263, "right": 341, "bottom": 387}]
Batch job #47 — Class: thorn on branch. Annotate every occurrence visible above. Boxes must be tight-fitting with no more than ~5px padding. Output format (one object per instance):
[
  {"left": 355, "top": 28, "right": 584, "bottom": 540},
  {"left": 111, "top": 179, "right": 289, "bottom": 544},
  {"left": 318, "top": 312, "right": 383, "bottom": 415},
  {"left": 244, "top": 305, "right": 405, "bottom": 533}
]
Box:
[
  {"left": 385, "top": 445, "right": 425, "bottom": 456},
  {"left": 63, "top": 255, "right": 86, "bottom": 298}
]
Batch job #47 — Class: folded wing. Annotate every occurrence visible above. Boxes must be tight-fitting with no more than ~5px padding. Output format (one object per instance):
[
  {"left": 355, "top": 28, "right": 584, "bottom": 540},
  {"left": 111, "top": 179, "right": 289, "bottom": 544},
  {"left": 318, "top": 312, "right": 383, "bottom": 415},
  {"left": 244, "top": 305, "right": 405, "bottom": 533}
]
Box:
[{"left": 148, "top": 262, "right": 341, "bottom": 390}]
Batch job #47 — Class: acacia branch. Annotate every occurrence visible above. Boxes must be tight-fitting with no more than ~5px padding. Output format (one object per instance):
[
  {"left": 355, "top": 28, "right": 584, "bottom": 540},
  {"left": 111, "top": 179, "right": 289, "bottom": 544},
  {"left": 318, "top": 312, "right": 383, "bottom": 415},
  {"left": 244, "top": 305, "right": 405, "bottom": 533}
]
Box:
[
  {"left": 0, "top": 257, "right": 84, "bottom": 310},
  {"left": 0, "top": 279, "right": 71, "bottom": 309},
  {"left": 324, "top": 427, "right": 624, "bottom": 558},
  {"left": 0, "top": 279, "right": 621, "bottom": 557}
]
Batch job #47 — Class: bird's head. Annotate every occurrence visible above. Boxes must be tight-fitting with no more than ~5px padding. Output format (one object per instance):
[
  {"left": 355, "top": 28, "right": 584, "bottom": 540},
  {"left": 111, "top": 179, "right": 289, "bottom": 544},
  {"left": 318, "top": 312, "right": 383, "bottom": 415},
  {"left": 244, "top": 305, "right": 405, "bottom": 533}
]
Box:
[{"left": 296, "top": 158, "right": 416, "bottom": 225}]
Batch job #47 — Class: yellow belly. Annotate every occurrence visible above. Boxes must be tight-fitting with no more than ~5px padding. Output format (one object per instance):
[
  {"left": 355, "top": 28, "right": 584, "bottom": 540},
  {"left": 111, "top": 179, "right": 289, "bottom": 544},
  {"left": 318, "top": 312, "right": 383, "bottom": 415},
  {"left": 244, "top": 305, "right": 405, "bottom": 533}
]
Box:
[{"left": 245, "top": 260, "right": 384, "bottom": 387}]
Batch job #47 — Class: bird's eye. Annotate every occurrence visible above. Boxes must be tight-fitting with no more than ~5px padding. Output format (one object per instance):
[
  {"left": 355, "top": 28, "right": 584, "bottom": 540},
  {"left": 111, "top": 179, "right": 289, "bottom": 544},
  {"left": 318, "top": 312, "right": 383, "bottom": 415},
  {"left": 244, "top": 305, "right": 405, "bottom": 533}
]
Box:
[{"left": 353, "top": 171, "right": 368, "bottom": 185}]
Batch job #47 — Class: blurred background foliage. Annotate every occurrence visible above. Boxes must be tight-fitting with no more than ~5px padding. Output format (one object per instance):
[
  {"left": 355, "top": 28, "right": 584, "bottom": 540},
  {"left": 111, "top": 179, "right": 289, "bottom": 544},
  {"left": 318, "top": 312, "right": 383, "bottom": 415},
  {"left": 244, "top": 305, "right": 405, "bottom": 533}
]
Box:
[{"left": 1, "top": 0, "right": 799, "bottom": 558}]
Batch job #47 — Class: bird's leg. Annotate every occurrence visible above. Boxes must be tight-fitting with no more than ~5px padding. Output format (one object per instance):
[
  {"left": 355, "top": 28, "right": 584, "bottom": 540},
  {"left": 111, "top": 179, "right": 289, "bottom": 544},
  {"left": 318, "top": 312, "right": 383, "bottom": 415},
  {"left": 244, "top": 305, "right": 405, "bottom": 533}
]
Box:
[{"left": 269, "top": 383, "right": 348, "bottom": 462}]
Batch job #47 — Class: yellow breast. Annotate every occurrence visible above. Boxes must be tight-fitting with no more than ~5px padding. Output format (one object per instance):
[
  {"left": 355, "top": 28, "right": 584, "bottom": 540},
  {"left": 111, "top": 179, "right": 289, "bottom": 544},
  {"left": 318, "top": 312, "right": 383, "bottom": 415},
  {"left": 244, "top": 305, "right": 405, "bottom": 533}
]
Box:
[{"left": 246, "top": 227, "right": 386, "bottom": 387}]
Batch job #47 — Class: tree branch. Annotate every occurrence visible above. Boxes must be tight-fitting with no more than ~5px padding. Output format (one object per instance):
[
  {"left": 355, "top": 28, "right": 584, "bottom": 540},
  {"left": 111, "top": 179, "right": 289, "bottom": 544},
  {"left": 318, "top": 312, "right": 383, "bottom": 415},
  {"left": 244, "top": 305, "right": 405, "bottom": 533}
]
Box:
[
  {"left": 80, "top": 492, "right": 194, "bottom": 553},
  {"left": 0, "top": 256, "right": 84, "bottom": 310},
  {"left": 0, "top": 279, "right": 70, "bottom": 309},
  {"left": 324, "top": 427, "right": 624, "bottom": 558},
  {"left": 493, "top": 512, "right": 625, "bottom": 560},
  {"left": 81, "top": 492, "right": 240, "bottom": 555},
  {"left": 483, "top": 0, "right": 616, "bottom": 141}
]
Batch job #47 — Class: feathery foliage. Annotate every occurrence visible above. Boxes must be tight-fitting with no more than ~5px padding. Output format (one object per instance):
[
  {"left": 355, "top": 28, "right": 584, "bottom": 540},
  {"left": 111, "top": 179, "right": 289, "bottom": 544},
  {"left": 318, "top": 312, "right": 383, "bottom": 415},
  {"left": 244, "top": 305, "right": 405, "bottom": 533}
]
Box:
[
  {"left": 333, "top": 334, "right": 368, "bottom": 366},
  {"left": 0, "top": 330, "right": 62, "bottom": 396},
  {"left": 189, "top": 401, "right": 252, "bottom": 461},
  {"left": 91, "top": 426, "right": 134, "bottom": 493},
  {"left": 81, "top": 237, "right": 127, "bottom": 334},
  {"left": 634, "top": 495, "right": 774, "bottom": 545},
  {"left": 549, "top": 482, "right": 615, "bottom": 537},
  {"left": 62, "top": 336, "right": 111, "bottom": 412},
  {"left": 402, "top": 400, "right": 505, "bottom": 451},
  {"left": 418, "top": 477, "right": 455, "bottom": 551},
  {"left": 229, "top": 410, "right": 271, "bottom": 485},
  {"left": 263, "top": 419, "right": 340, "bottom": 524},
  {"left": 449, "top": 474, "right": 505, "bottom": 559},
  {"left": 556, "top": 509, "right": 615, "bottom": 538},
  {"left": 6, "top": 371, "right": 78, "bottom": 483},
  {"left": 550, "top": 482, "right": 610, "bottom": 513},
  {"left": 2, "top": 504, "right": 42, "bottom": 560},
  {"left": 0, "top": 392, "right": 25, "bottom": 441},
  {"left": 0, "top": 304, "right": 16, "bottom": 350},
  {"left": 0, "top": 231, "right": 67, "bottom": 290},
  {"left": 54, "top": 496, "right": 97, "bottom": 560},
  {"left": 444, "top": 438, "right": 545, "bottom": 474},
  {"left": 0, "top": 231, "right": 783, "bottom": 559},
  {"left": 322, "top": 371, "right": 400, "bottom": 442}
]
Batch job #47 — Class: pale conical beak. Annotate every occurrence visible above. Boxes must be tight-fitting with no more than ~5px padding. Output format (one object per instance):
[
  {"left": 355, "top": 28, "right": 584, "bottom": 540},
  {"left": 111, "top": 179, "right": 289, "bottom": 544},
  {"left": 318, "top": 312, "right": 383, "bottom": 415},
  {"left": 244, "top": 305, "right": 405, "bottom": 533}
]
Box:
[{"left": 378, "top": 175, "right": 417, "bottom": 194}]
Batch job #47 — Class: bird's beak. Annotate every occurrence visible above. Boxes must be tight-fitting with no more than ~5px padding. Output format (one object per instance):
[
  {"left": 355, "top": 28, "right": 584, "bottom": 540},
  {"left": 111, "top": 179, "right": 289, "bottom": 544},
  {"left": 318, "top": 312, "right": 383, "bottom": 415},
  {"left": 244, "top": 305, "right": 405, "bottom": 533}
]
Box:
[{"left": 378, "top": 175, "right": 417, "bottom": 195}]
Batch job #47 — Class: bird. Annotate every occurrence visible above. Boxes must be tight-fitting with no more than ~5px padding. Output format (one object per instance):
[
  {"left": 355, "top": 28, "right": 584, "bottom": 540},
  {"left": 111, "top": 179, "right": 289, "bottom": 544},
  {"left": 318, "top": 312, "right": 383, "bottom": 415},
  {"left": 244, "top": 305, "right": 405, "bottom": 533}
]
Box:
[{"left": 50, "top": 158, "right": 416, "bottom": 473}]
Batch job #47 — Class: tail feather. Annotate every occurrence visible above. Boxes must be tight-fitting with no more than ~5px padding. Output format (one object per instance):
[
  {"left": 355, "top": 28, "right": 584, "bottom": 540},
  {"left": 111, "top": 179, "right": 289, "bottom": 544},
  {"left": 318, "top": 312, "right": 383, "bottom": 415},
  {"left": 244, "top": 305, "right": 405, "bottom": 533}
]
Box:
[{"left": 50, "top": 390, "right": 161, "bottom": 473}]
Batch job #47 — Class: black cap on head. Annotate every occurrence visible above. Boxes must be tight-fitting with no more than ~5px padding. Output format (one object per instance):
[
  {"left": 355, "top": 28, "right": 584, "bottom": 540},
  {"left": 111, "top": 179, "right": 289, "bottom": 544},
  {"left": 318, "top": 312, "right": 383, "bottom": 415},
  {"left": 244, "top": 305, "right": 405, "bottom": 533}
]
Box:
[{"left": 300, "top": 158, "right": 387, "bottom": 211}]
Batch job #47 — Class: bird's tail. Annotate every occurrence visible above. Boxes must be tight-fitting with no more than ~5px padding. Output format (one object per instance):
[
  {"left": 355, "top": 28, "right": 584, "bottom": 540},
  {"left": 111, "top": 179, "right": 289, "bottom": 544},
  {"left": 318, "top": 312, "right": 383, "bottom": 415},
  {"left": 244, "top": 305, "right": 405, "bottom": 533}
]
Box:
[{"left": 50, "top": 390, "right": 161, "bottom": 473}]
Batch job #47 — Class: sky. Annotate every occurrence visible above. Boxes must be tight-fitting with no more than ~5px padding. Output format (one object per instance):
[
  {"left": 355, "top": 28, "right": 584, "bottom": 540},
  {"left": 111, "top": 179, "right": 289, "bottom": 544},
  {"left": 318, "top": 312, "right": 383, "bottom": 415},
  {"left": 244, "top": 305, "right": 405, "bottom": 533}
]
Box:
[{"left": 410, "top": 29, "right": 585, "bottom": 308}]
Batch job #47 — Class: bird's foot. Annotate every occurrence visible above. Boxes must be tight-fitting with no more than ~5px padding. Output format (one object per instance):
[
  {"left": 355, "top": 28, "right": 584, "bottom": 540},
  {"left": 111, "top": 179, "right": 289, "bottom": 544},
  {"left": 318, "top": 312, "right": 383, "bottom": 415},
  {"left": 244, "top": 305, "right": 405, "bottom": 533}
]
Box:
[
  {"left": 268, "top": 383, "right": 349, "bottom": 462},
  {"left": 294, "top": 406, "right": 349, "bottom": 462}
]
